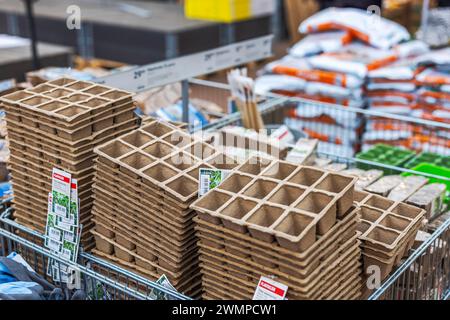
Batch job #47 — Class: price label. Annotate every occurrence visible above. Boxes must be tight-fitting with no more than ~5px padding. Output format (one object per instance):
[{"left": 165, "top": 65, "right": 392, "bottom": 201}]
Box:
[
  {"left": 95, "top": 35, "right": 274, "bottom": 93},
  {"left": 253, "top": 276, "right": 288, "bottom": 300}
]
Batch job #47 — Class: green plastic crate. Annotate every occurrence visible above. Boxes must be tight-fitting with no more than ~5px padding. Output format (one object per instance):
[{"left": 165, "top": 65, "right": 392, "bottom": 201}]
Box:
[
  {"left": 404, "top": 152, "right": 450, "bottom": 169},
  {"left": 403, "top": 163, "right": 450, "bottom": 203},
  {"left": 356, "top": 144, "right": 416, "bottom": 174}
]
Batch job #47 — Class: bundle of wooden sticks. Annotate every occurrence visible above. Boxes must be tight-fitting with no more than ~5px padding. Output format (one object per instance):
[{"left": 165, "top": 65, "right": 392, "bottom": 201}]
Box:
[{"left": 227, "top": 69, "right": 265, "bottom": 132}]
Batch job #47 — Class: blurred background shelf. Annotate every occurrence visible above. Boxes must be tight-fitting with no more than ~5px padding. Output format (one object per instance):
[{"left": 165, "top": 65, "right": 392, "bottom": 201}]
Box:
[{"left": 0, "top": 0, "right": 273, "bottom": 64}]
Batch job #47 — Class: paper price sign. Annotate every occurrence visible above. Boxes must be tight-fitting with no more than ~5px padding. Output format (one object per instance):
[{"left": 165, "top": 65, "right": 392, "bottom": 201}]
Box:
[{"left": 253, "top": 276, "right": 288, "bottom": 300}]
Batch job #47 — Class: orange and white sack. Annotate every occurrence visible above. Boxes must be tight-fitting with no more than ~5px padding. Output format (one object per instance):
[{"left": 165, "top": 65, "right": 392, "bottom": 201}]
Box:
[
  {"left": 367, "top": 91, "right": 416, "bottom": 105},
  {"left": 367, "top": 102, "right": 413, "bottom": 115},
  {"left": 416, "top": 68, "right": 450, "bottom": 86},
  {"left": 264, "top": 55, "right": 364, "bottom": 88},
  {"left": 304, "top": 81, "right": 363, "bottom": 100},
  {"left": 299, "top": 7, "right": 410, "bottom": 50},
  {"left": 417, "top": 48, "right": 450, "bottom": 68},
  {"left": 308, "top": 43, "right": 397, "bottom": 78},
  {"left": 368, "top": 56, "right": 422, "bottom": 81},
  {"left": 393, "top": 40, "right": 429, "bottom": 59},
  {"left": 289, "top": 31, "right": 352, "bottom": 58},
  {"left": 418, "top": 88, "right": 450, "bottom": 108},
  {"left": 367, "top": 81, "right": 416, "bottom": 92},
  {"left": 254, "top": 75, "right": 306, "bottom": 95}
]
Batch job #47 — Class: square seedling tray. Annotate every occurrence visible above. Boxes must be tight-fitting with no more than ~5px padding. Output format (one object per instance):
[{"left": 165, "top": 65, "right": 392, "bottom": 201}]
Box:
[
  {"left": 95, "top": 120, "right": 238, "bottom": 203},
  {"left": 0, "top": 78, "right": 133, "bottom": 123},
  {"left": 1, "top": 79, "right": 140, "bottom": 246},
  {"left": 191, "top": 156, "right": 357, "bottom": 253},
  {"left": 356, "top": 193, "right": 425, "bottom": 263}
]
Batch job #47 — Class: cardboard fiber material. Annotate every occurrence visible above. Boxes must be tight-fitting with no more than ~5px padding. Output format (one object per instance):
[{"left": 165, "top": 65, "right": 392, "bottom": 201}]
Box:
[
  {"left": 6, "top": 120, "right": 139, "bottom": 155},
  {"left": 202, "top": 236, "right": 361, "bottom": 290},
  {"left": 200, "top": 259, "right": 362, "bottom": 300},
  {"left": 1, "top": 78, "right": 139, "bottom": 246},
  {"left": 9, "top": 107, "right": 135, "bottom": 142},
  {"left": 195, "top": 216, "right": 358, "bottom": 271},
  {"left": 8, "top": 144, "right": 98, "bottom": 172},
  {"left": 199, "top": 248, "right": 361, "bottom": 300},
  {"left": 92, "top": 190, "right": 196, "bottom": 235},
  {"left": 92, "top": 230, "right": 200, "bottom": 278},
  {"left": 5, "top": 102, "right": 135, "bottom": 136},
  {"left": 196, "top": 225, "right": 358, "bottom": 277},
  {"left": 6, "top": 116, "right": 138, "bottom": 146},
  {"left": 90, "top": 199, "right": 196, "bottom": 240},
  {"left": 94, "top": 121, "right": 239, "bottom": 203},
  {"left": 91, "top": 208, "right": 199, "bottom": 261},
  {"left": 352, "top": 193, "right": 425, "bottom": 281},
  {"left": 193, "top": 205, "right": 358, "bottom": 262},
  {"left": 191, "top": 156, "right": 357, "bottom": 252},
  {"left": 195, "top": 219, "right": 361, "bottom": 298},
  {"left": 198, "top": 236, "right": 360, "bottom": 291},
  {"left": 93, "top": 166, "right": 197, "bottom": 221},
  {"left": 94, "top": 156, "right": 210, "bottom": 209},
  {"left": 5, "top": 98, "right": 134, "bottom": 130},
  {"left": 92, "top": 199, "right": 197, "bottom": 248},
  {"left": 190, "top": 156, "right": 364, "bottom": 300},
  {"left": 1, "top": 79, "right": 132, "bottom": 123},
  {"left": 90, "top": 120, "right": 242, "bottom": 293}
]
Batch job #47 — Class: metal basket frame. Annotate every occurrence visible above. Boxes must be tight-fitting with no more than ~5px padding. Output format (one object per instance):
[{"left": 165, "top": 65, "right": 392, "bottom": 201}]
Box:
[
  {"left": 0, "top": 199, "right": 191, "bottom": 301},
  {"left": 369, "top": 217, "right": 450, "bottom": 300},
  {"left": 189, "top": 79, "right": 450, "bottom": 300}
]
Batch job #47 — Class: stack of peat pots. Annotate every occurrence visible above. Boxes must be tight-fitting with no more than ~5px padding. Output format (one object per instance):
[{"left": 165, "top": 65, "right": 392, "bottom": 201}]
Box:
[
  {"left": 90, "top": 120, "right": 239, "bottom": 298},
  {"left": 0, "top": 78, "right": 138, "bottom": 249},
  {"left": 191, "top": 156, "right": 363, "bottom": 300},
  {"left": 353, "top": 190, "right": 425, "bottom": 294}
]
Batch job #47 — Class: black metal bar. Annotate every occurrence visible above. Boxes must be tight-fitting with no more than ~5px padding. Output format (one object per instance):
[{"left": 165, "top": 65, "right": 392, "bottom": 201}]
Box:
[{"left": 23, "top": 0, "right": 40, "bottom": 70}]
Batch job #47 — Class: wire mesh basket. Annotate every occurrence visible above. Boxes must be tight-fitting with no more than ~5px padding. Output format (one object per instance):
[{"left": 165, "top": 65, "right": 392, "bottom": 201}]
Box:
[
  {"left": 188, "top": 79, "right": 450, "bottom": 300},
  {"left": 0, "top": 199, "right": 191, "bottom": 301},
  {"left": 369, "top": 217, "right": 450, "bottom": 300},
  {"left": 1, "top": 78, "right": 449, "bottom": 300}
]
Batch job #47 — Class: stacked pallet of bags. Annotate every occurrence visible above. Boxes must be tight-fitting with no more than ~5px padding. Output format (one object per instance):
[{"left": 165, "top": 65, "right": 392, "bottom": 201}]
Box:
[
  {"left": 364, "top": 48, "right": 450, "bottom": 156},
  {"left": 257, "top": 54, "right": 364, "bottom": 158},
  {"left": 255, "top": 8, "right": 429, "bottom": 158}
]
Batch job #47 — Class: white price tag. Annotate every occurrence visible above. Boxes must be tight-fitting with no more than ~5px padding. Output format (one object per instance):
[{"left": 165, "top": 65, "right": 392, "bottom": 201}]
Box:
[
  {"left": 49, "top": 227, "right": 62, "bottom": 241},
  {"left": 61, "top": 248, "right": 72, "bottom": 261},
  {"left": 253, "top": 276, "right": 288, "bottom": 300},
  {"left": 54, "top": 204, "right": 67, "bottom": 217},
  {"left": 47, "top": 238, "right": 62, "bottom": 252}
]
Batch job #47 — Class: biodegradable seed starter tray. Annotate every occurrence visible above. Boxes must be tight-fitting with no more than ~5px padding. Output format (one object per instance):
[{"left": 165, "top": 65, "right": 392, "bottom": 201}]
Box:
[
  {"left": 190, "top": 156, "right": 362, "bottom": 300},
  {"left": 352, "top": 192, "right": 425, "bottom": 281},
  {"left": 192, "top": 156, "right": 358, "bottom": 251},
  {"left": 90, "top": 119, "right": 240, "bottom": 297},
  {"left": 0, "top": 78, "right": 139, "bottom": 249}
]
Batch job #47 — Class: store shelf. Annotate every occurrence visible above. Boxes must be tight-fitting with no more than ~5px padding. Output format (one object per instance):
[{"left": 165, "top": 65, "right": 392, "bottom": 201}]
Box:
[
  {"left": 0, "top": 41, "right": 73, "bottom": 81},
  {"left": 0, "top": 0, "right": 272, "bottom": 64}
]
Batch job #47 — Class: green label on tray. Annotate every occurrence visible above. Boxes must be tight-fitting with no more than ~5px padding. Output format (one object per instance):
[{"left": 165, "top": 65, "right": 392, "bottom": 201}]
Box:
[{"left": 199, "top": 168, "right": 231, "bottom": 196}]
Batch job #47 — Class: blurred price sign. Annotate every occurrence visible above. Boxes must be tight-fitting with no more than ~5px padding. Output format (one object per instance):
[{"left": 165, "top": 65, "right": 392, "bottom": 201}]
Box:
[{"left": 94, "top": 35, "right": 273, "bottom": 92}]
